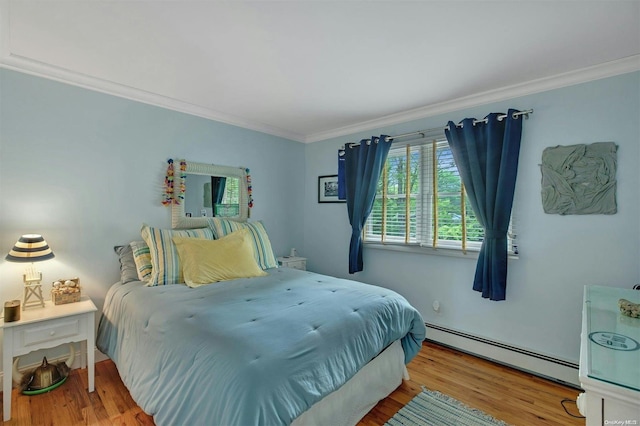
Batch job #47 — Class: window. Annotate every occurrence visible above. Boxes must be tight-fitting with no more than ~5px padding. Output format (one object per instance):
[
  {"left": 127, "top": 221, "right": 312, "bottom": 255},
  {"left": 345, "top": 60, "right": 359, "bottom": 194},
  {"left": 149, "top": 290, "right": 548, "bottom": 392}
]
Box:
[
  {"left": 365, "top": 134, "right": 516, "bottom": 254},
  {"left": 214, "top": 177, "right": 241, "bottom": 217}
]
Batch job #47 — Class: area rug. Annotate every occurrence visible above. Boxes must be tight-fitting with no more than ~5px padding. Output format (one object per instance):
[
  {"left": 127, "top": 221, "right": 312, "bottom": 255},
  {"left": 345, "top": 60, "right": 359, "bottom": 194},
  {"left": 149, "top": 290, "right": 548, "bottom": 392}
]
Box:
[{"left": 385, "top": 389, "right": 510, "bottom": 426}]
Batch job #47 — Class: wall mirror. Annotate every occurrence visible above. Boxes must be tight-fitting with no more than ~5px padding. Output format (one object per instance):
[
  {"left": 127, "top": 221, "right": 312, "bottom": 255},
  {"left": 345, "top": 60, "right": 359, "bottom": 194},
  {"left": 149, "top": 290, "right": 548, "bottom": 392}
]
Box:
[{"left": 172, "top": 161, "right": 249, "bottom": 229}]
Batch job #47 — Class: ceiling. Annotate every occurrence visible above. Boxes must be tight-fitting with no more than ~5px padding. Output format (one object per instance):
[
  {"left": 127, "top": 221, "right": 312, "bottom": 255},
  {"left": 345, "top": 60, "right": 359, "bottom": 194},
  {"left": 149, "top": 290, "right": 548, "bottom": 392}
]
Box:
[{"left": 1, "top": 1, "right": 639, "bottom": 143}]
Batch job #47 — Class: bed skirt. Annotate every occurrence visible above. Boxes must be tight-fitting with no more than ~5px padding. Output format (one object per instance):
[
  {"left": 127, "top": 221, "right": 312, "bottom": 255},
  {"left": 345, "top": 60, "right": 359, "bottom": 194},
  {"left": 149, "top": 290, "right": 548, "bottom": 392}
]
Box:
[{"left": 292, "top": 340, "right": 407, "bottom": 425}]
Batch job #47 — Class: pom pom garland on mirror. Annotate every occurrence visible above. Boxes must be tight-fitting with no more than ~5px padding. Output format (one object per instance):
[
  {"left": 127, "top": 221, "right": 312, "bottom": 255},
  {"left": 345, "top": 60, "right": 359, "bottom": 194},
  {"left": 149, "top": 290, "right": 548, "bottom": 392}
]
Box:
[{"left": 162, "top": 159, "right": 187, "bottom": 206}]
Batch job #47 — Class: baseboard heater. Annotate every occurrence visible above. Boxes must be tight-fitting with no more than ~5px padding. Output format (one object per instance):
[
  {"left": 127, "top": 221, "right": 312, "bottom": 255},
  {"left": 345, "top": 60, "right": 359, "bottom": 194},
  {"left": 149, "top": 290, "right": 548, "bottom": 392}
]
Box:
[{"left": 425, "top": 322, "right": 581, "bottom": 389}]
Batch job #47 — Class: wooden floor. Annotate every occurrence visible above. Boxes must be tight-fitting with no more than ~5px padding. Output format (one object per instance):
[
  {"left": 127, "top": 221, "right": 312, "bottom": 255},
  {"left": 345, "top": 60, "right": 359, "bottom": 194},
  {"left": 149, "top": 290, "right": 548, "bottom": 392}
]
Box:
[
  {"left": 1, "top": 341, "right": 585, "bottom": 425},
  {"left": 359, "top": 341, "right": 585, "bottom": 426}
]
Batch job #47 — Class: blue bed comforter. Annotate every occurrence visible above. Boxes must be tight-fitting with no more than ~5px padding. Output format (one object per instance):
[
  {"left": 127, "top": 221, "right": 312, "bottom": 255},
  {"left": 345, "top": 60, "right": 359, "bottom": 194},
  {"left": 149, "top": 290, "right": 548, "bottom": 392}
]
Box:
[{"left": 96, "top": 268, "right": 425, "bottom": 425}]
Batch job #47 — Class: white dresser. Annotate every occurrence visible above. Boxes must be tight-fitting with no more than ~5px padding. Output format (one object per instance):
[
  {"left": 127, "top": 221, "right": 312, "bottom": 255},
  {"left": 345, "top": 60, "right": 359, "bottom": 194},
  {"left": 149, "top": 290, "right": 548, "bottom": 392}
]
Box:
[{"left": 578, "top": 285, "right": 640, "bottom": 425}]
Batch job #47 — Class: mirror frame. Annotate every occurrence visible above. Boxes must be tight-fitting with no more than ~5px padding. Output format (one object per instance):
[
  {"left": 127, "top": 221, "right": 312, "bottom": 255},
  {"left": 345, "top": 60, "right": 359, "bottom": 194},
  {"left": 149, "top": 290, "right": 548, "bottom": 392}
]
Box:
[{"left": 172, "top": 161, "right": 249, "bottom": 229}]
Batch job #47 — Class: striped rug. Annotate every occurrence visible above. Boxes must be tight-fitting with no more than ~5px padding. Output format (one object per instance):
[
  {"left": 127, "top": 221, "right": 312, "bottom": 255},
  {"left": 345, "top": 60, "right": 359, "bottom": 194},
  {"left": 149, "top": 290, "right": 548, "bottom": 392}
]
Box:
[{"left": 385, "top": 389, "right": 510, "bottom": 426}]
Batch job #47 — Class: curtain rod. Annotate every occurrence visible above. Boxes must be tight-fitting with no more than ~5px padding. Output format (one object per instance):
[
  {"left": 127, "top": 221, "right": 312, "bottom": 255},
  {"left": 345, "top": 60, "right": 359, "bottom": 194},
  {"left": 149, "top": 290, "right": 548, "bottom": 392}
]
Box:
[{"left": 340, "top": 109, "right": 533, "bottom": 150}]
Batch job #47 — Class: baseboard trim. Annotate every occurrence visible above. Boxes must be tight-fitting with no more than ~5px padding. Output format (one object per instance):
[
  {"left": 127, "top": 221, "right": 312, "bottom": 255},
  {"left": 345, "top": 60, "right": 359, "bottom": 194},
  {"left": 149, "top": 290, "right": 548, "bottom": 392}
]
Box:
[{"left": 425, "top": 322, "right": 581, "bottom": 389}]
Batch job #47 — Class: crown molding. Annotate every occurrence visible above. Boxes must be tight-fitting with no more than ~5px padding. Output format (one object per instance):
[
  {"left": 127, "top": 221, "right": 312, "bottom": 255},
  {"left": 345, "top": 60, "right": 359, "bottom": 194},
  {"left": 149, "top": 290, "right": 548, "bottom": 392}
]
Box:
[
  {"left": 1, "top": 0, "right": 637, "bottom": 147},
  {"left": 0, "top": 0, "right": 304, "bottom": 143},
  {"left": 303, "top": 55, "right": 640, "bottom": 143},
  {"left": 0, "top": 53, "right": 306, "bottom": 142}
]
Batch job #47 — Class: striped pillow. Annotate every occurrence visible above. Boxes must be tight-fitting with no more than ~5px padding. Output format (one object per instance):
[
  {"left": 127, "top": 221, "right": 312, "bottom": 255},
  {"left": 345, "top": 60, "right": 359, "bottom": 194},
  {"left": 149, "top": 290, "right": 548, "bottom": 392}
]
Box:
[
  {"left": 206, "top": 218, "right": 278, "bottom": 270},
  {"left": 129, "top": 240, "right": 153, "bottom": 282},
  {"left": 141, "top": 224, "right": 214, "bottom": 286}
]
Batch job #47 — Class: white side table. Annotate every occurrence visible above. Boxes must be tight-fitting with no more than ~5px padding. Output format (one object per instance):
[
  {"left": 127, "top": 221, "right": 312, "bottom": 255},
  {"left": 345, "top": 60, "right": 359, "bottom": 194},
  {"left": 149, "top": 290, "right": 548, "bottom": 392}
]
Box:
[
  {"left": 277, "top": 256, "right": 307, "bottom": 271},
  {"left": 2, "top": 297, "right": 97, "bottom": 421}
]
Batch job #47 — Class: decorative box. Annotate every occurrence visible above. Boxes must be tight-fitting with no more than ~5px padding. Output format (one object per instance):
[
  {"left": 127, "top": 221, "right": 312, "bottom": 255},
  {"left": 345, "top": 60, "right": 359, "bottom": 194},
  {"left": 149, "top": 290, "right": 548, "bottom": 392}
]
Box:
[{"left": 51, "top": 277, "right": 81, "bottom": 305}]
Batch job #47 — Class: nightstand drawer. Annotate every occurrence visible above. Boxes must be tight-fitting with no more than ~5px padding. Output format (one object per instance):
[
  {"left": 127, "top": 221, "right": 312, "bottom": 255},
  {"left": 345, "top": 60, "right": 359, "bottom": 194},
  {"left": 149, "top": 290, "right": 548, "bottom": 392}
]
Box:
[
  {"left": 288, "top": 260, "right": 306, "bottom": 270},
  {"left": 14, "top": 315, "right": 87, "bottom": 353},
  {"left": 277, "top": 256, "right": 307, "bottom": 271}
]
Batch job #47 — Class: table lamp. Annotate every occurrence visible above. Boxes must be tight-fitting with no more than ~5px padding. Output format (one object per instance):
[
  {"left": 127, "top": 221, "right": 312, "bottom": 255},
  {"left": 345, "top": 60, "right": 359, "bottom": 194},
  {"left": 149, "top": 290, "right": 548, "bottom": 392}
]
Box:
[{"left": 5, "top": 234, "right": 55, "bottom": 310}]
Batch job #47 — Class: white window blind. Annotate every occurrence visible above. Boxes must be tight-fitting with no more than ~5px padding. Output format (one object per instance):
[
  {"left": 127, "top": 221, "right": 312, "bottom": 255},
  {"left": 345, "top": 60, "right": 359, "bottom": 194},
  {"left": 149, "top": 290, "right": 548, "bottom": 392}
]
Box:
[{"left": 365, "top": 135, "right": 516, "bottom": 254}]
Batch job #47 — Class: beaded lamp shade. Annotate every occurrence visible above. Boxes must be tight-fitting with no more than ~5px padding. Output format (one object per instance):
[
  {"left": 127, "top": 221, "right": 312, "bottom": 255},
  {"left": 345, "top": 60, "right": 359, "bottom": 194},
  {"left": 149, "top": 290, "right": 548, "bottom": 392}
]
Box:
[{"left": 5, "top": 234, "right": 55, "bottom": 263}]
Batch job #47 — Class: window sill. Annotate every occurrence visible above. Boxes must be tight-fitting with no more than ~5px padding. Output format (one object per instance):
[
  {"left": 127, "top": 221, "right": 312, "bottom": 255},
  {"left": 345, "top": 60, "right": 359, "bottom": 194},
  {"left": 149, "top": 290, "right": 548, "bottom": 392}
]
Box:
[{"left": 364, "top": 242, "right": 519, "bottom": 260}]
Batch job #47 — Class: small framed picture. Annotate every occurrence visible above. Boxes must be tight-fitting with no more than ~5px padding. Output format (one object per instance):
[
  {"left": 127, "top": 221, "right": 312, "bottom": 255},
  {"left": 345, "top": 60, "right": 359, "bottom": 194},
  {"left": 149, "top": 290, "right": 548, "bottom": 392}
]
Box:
[{"left": 318, "top": 175, "right": 345, "bottom": 203}]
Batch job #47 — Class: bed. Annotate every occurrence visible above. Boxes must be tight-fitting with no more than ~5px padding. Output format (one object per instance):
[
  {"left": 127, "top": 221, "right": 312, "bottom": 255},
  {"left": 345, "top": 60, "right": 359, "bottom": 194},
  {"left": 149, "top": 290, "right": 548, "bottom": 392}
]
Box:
[{"left": 97, "top": 226, "right": 426, "bottom": 425}]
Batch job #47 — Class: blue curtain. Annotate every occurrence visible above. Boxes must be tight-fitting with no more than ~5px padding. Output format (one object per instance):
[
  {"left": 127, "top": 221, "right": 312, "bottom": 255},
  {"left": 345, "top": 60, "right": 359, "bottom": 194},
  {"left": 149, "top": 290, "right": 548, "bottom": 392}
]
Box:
[
  {"left": 211, "top": 177, "right": 226, "bottom": 216},
  {"left": 445, "top": 109, "right": 523, "bottom": 301},
  {"left": 343, "top": 136, "right": 392, "bottom": 273}
]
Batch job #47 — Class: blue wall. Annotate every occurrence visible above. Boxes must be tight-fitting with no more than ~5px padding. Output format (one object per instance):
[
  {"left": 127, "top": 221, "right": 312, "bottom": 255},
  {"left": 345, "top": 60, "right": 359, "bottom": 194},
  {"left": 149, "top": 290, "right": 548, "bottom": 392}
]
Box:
[
  {"left": 1, "top": 67, "right": 638, "bottom": 375},
  {"left": 0, "top": 68, "right": 306, "bottom": 314},
  {"left": 303, "top": 72, "right": 640, "bottom": 365}
]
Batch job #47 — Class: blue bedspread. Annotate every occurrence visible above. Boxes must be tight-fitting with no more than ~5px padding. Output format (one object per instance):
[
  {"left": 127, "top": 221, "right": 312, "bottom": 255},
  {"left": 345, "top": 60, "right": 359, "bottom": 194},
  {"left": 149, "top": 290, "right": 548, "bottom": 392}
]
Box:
[{"left": 97, "top": 268, "right": 425, "bottom": 425}]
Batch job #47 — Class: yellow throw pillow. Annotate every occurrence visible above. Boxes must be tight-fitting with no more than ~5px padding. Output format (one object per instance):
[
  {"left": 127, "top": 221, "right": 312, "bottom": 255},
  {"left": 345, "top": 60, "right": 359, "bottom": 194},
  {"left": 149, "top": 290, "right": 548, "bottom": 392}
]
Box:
[
  {"left": 206, "top": 218, "right": 278, "bottom": 270},
  {"left": 173, "top": 229, "right": 267, "bottom": 287}
]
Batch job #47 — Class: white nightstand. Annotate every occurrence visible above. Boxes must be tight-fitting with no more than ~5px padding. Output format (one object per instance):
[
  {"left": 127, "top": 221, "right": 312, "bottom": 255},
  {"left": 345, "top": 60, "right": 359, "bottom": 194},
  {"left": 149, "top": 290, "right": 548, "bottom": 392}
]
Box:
[
  {"left": 277, "top": 256, "right": 307, "bottom": 271},
  {"left": 2, "top": 297, "right": 97, "bottom": 421}
]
